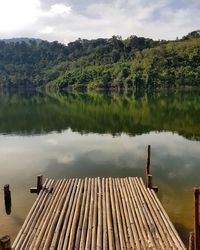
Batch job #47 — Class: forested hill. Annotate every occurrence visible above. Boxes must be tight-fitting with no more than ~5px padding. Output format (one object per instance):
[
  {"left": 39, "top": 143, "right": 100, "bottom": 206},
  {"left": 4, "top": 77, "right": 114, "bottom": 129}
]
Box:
[{"left": 0, "top": 30, "right": 200, "bottom": 90}]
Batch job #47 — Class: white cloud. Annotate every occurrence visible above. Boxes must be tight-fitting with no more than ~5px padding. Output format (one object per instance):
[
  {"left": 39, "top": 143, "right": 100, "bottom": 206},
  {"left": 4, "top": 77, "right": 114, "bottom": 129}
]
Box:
[
  {"left": 40, "top": 26, "right": 54, "bottom": 34},
  {"left": 0, "top": 0, "right": 199, "bottom": 42},
  {"left": 50, "top": 4, "right": 71, "bottom": 15},
  {"left": 0, "top": 0, "right": 41, "bottom": 33}
]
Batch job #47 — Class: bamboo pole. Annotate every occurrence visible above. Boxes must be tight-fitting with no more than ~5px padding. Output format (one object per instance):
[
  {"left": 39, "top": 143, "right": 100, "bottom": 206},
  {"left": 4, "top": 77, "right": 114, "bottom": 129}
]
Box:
[
  {"left": 109, "top": 178, "right": 120, "bottom": 250},
  {"left": 50, "top": 179, "right": 74, "bottom": 249},
  {"left": 85, "top": 178, "right": 95, "bottom": 249},
  {"left": 26, "top": 180, "right": 60, "bottom": 248},
  {"left": 41, "top": 180, "right": 68, "bottom": 246},
  {"left": 42, "top": 179, "right": 70, "bottom": 249},
  {"left": 135, "top": 177, "right": 172, "bottom": 249},
  {"left": 102, "top": 178, "right": 108, "bottom": 250},
  {"left": 57, "top": 179, "right": 79, "bottom": 249},
  {"left": 60, "top": 179, "right": 82, "bottom": 249},
  {"left": 146, "top": 179, "right": 186, "bottom": 249},
  {"left": 28, "top": 180, "right": 62, "bottom": 249},
  {"left": 91, "top": 178, "right": 98, "bottom": 250},
  {"left": 128, "top": 178, "right": 157, "bottom": 249},
  {"left": 74, "top": 178, "right": 88, "bottom": 250},
  {"left": 116, "top": 178, "right": 137, "bottom": 249},
  {"left": 131, "top": 178, "right": 164, "bottom": 248},
  {"left": 106, "top": 178, "right": 115, "bottom": 250},
  {"left": 148, "top": 186, "right": 186, "bottom": 248},
  {"left": 12, "top": 178, "right": 49, "bottom": 248},
  {"left": 68, "top": 180, "right": 84, "bottom": 250},
  {"left": 119, "top": 178, "right": 142, "bottom": 250},
  {"left": 114, "top": 179, "right": 130, "bottom": 249},
  {"left": 24, "top": 180, "right": 59, "bottom": 249},
  {"left": 62, "top": 179, "right": 83, "bottom": 249},
  {"left": 125, "top": 178, "right": 149, "bottom": 249},
  {"left": 97, "top": 177, "right": 103, "bottom": 250},
  {"left": 14, "top": 179, "right": 54, "bottom": 249},
  {"left": 78, "top": 178, "right": 91, "bottom": 250},
  {"left": 111, "top": 178, "right": 126, "bottom": 249},
  {"left": 136, "top": 178, "right": 167, "bottom": 248},
  {"left": 26, "top": 180, "right": 63, "bottom": 249}
]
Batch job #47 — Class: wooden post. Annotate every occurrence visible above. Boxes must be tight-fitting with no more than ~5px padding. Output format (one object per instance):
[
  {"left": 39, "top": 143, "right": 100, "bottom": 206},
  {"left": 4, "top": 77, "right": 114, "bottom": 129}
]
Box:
[
  {"left": 37, "top": 175, "right": 43, "bottom": 193},
  {"left": 189, "top": 231, "right": 194, "bottom": 250},
  {"left": 193, "top": 187, "right": 200, "bottom": 250},
  {"left": 146, "top": 145, "right": 151, "bottom": 176},
  {"left": 152, "top": 186, "right": 158, "bottom": 193},
  {"left": 0, "top": 235, "right": 11, "bottom": 250},
  {"left": 30, "top": 187, "right": 38, "bottom": 193},
  {"left": 146, "top": 145, "right": 151, "bottom": 187},
  {"left": 30, "top": 175, "right": 43, "bottom": 194},
  {"left": 4, "top": 185, "right": 11, "bottom": 215},
  {"left": 147, "top": 174, "right": 152, "bottom": 189},
  {"left": 145, "top": 145, "right": 158, "bottom": 192}
]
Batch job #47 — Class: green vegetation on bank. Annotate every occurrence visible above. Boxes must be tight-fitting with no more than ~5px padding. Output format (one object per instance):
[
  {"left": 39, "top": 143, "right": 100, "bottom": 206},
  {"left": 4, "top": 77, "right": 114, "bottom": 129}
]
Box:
[{"left": 0, "top": 30, "right": 200, "bottom": 90}]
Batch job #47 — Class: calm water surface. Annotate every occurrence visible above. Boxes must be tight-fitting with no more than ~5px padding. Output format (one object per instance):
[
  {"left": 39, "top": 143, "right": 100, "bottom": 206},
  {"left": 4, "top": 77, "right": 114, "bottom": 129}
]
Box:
[{"left": 0, "top": 90, "right": 200, "bottom": 245}]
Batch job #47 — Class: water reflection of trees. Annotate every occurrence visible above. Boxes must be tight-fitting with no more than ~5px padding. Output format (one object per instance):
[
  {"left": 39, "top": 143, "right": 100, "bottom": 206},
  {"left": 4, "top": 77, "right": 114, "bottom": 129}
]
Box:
[{"left": 0, "top": 90, "right": 199, "bottom": 140}]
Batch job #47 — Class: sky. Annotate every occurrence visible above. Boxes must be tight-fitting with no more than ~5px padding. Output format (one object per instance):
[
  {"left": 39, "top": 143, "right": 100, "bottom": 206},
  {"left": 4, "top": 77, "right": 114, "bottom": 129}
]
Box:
[{"left": 0, "top": 0, "right": 199, "bottom": 44}]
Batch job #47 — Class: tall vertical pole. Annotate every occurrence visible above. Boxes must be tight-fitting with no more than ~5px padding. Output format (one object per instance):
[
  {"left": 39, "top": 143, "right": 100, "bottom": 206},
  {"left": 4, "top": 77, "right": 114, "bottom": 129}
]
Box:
[
  {"left": 193, "top": 187, "right": 200, "bottom": 250},
  {"left": 146, "top": 145, "right": 151, "bottom": 175},
  {"left": 147, "top": 175, "right": 152, "bottom": 189},
  {"left": 37, "top": 175, "right": 43, "bottom": 194},
  {"left": 146, "top": 145, "right": 151, "bottom": 188},
  {"left": 30, "top": 175, "right": 44, "bottom": 194}
]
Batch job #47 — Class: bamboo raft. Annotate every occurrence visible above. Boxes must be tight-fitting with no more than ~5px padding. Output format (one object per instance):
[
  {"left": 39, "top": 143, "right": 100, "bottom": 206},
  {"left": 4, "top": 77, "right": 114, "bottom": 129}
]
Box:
[{"left": 12, "top": 177, "right": 186, "bottom": 250}]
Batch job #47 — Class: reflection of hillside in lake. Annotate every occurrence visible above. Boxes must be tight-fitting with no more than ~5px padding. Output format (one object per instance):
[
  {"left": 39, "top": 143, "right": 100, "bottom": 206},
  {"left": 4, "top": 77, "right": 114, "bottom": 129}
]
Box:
[
  {"left": 0, "top": 90, "right": 200, "bottom": 139},
  {"left": 0, "top": 90, "right": 200, "bottom": 245}
]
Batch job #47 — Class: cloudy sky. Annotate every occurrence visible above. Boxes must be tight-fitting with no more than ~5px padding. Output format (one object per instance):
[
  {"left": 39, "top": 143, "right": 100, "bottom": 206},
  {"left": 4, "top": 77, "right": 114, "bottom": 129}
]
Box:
[{"left": 0, "top": 0, "right": 199, "bottom": 43}]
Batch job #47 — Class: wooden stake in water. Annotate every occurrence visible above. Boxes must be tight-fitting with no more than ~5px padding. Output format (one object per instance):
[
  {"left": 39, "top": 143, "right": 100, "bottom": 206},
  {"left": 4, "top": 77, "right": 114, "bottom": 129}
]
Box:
[
  {"left": 0, "top": 235, "right": 11, "bottom": 250},
  {"left": 147, "top": 174, "right": 152, "bottom": 189},
  {"left": 193, "top": 187, "right": 200, "bottom": 250},
  {"left": 146, "top": 145, "right": 151, "bottom": 188},
  {"left": 4, "top": 185, "right": 11, "bottom": 215},
  {"left": 146, "top": 145, "right": 151, "bottom": 176}
]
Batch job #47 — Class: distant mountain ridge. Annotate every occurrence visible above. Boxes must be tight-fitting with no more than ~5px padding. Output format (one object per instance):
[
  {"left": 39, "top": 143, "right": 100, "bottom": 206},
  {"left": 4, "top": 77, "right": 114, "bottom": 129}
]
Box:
[
  {"left": 0, "top": 37, "right": 43, "bottom": 44},
  {"left": 1, "top": 30, "right": 200, "bottom": 44},
  {"left": 0, "top": 30, "right": 199, "bottom": 90}
]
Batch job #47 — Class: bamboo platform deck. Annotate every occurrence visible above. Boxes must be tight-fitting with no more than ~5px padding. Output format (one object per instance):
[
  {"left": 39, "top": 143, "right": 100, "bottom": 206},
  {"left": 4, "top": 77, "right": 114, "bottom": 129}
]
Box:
[{"left": 12, "top": 177, "right": 186, "bottom": 250}]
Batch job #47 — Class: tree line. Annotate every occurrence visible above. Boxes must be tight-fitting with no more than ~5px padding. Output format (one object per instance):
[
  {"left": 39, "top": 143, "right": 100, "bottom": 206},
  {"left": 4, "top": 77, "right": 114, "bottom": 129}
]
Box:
[{"left": 0, "top": 30, "right": 199, "bottom": 90}]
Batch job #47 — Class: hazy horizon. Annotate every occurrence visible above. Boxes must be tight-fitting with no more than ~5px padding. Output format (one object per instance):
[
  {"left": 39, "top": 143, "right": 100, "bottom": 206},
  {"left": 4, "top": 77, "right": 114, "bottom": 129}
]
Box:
[{"left": 0, "top": 31, "right": 193, "bottom": 45}]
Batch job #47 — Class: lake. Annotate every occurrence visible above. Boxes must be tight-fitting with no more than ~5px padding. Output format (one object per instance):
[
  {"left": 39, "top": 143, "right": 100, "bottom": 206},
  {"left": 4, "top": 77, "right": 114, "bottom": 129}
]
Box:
[{"left": 0, "top": 90, "right": 200, "bottom": 246}]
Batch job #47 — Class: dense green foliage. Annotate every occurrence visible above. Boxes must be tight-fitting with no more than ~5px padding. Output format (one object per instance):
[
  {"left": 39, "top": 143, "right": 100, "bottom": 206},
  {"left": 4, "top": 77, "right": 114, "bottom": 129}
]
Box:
[
  {"left": 0, "top": 90, "right": 200, "bottom": 140},
  {"left": 0, "top": 31, "right": 200, "bottom": 89}
]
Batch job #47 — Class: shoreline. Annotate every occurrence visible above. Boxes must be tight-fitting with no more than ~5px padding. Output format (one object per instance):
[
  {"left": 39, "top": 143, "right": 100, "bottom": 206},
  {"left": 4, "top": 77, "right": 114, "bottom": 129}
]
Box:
[{"left": 1, "top": 84, "right": 200, "bottom": 94}]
